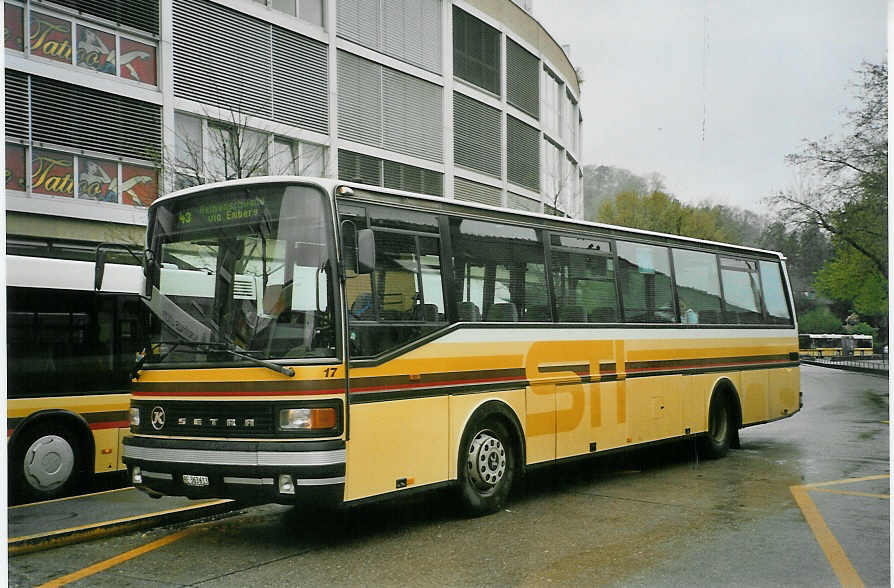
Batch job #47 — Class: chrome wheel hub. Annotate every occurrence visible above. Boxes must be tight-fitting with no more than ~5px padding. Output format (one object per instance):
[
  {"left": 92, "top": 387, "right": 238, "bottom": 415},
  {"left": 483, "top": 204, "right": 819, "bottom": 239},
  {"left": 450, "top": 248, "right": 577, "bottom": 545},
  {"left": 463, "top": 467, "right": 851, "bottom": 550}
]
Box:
[
  {"left": 467, "top": 431, "right": 506, "bottom": 490},
  {"left": 24, "top": 435, "right": 74, "bottom": 492}
]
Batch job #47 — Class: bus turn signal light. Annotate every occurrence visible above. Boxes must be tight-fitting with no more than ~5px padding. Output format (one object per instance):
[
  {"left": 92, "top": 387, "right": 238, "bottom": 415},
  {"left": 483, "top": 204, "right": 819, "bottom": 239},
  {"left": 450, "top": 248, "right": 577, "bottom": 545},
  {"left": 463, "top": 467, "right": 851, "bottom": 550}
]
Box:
[{"left": 279, "top": 408, "right": 337, "bottom": 430}]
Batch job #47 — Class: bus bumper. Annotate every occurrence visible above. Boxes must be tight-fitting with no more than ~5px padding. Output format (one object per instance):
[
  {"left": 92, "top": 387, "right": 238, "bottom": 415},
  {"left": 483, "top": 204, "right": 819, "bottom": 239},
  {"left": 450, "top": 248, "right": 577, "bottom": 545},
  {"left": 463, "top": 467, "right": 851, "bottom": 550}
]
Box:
[{"left": 122, "top": 435, "right": 345, "bottom": 506}]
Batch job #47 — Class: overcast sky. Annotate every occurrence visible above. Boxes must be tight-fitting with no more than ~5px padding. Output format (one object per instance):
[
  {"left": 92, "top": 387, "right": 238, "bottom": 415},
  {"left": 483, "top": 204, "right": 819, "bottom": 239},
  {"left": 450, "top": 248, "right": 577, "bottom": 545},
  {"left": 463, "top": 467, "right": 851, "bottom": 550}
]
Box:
[{"left": 535, "top": 0, "right": 887, "bottom": 211}]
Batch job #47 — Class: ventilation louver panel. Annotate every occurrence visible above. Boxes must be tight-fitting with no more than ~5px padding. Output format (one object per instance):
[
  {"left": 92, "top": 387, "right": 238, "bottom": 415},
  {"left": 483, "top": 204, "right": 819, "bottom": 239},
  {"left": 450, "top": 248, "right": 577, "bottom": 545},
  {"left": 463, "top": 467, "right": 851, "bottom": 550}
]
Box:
[
  {"left": 507, "top": 192, "right": 540, "bottom": 213},
  {"left": 338, "top": 149, "right": 382, "bottom": 186},
  {"left": 30, "top": 75, "right": 161, "bottom": 160},
  {"left": 383, "top": 160, "right": 443, "bottom": 197},
  {"left": 337, "top": 51, "right": 383, "bottom": 147},
  {"left": 507, "top": 115, "right": 540, "bottom": 191},
  {"left": 336, "top": 0, "right": 380, "bottom": 50},
  {"left": 454, "top": 177, "right": 501, "bottom": 207},
  {"left": 382, "top": 0, "right": 441, "bottom": 73},
  {"left": 454, "top": 92, "right": 502, "bottom": 178},
  {"left": 507, "top": 38, "right": 539, "bottom": 118},
  {"left": 172, "top": 0, "right": 272, "bottom": 120},
  {"left": 382, "top": 69, "right": 443, "bottom": 163},
  {"left": 5, "top": 70, "right": 28, "bottom": 141},
  {"left": 272, "top": 26, "right": 328, "bottom": 134}
]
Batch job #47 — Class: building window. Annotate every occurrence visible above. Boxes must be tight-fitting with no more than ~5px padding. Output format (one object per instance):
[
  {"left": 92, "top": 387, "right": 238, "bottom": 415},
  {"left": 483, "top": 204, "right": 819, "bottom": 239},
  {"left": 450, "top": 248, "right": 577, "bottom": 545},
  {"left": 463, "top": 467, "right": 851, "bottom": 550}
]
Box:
[
  {"left": 454, "top": 92, "right": 502, "bottom": 178},
  {"left": 541, "top": 67, "right": 563, "bottom": 140},
  {"left": 272, "top": 138, "right": 327, "bottom": 177},
  {"left": 258, "top": 0, "right": 324, "bottom": 26},
  {"left": 5, "top": 3, "right": 24, "bottom": 51},
  {"left": 453, "top": 6, "right": 500, "bottom": 95},
  {"left": 24, "top": 6, "right": 158, "bottom": 87}
]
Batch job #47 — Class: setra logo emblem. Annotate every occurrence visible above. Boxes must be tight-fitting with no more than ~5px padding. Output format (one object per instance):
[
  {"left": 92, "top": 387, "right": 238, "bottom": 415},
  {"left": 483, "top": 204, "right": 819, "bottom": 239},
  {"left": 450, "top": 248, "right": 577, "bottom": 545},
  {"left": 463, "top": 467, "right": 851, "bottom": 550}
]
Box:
[{"left": 150, "top": 406, "right": 166, "bottom": 430}]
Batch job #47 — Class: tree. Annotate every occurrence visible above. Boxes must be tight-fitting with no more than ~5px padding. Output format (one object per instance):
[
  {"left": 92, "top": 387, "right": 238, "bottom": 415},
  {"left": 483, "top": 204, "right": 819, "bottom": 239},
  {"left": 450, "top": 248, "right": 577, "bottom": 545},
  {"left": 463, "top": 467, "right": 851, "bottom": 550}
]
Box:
[
  {"left": 596, "top": 190, "right": 727, "bottom": 241},
  {"left": 769, "top": 62, "right": 887, "bottom": 282},
  {"left": 797, "top": 307, "right": 842, "bottom": 334},
  {"left": 581, "top": 165, "right": 650, "bottom": 221}
]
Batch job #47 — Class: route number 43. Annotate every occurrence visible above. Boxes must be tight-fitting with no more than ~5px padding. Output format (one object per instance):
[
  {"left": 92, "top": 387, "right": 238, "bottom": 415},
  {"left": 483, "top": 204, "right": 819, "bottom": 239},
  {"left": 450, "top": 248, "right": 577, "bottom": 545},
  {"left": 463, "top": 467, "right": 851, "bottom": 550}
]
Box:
[{"left": 323, "top": 367, "right": 339, "bottom": 378}]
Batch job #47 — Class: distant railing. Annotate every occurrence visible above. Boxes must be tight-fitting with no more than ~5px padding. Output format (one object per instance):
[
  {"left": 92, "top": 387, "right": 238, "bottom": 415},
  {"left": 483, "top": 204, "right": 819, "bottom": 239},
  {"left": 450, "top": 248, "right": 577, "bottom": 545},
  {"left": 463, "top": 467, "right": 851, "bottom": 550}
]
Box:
[{"left": 802, "top": 353, "right": 889, "bottom": 375}]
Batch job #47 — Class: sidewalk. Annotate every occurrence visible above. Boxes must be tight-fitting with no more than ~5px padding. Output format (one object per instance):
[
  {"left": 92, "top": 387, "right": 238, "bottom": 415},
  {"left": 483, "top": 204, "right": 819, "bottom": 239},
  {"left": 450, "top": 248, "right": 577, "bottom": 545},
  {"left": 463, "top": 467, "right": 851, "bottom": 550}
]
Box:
[{"left": 8, "top": 487, "right": 236, "bottom": 555}]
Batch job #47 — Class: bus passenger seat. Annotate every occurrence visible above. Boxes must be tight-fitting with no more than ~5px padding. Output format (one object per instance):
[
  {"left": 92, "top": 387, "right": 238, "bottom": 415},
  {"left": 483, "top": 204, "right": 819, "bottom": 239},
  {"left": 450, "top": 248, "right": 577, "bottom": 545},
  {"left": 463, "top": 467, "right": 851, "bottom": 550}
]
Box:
[
  {"left": 419, "top": 304, "right": 439, "bottom": 322},
  {"left": 486, "top": 303, "right": 518, "bottom": 322},
  {"left": 458, "top": 301, "right": 481, "bottom": 322},
  {"left": 524, "top": 305, "right": 551, "bottom": 321},
  {"left": 559, "top": 305, "right": 586, "bottom": 323}
]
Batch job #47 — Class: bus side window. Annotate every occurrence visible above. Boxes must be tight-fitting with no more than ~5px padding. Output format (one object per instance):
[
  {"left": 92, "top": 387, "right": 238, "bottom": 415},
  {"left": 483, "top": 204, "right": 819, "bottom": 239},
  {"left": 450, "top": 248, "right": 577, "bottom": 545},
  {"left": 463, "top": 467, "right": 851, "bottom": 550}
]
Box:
[
  {"left": 671, "top": 249, "right": 723, "bottom": 325},
  {"left": 759, "top": 260, "right": 792, "bottom": 324},
  {"left": 450, "top": 218, "right": 546, "bottom": 323},
  {"left": 720, "top": 258, "right": 763, "bottom": 324},
  {"left": 616, "top": 241, "right": 675, "bottom": 324},
  {"left": 550, "top": 234, "right": 618, "bottom": 323}
]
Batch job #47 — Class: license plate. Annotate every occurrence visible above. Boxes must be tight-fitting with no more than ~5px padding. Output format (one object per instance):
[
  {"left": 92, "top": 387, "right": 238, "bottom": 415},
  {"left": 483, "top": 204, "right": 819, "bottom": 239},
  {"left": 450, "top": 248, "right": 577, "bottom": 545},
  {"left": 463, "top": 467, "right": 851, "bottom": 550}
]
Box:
[{"left": 182, "top": 474, "right": 210, "bottom": 487}]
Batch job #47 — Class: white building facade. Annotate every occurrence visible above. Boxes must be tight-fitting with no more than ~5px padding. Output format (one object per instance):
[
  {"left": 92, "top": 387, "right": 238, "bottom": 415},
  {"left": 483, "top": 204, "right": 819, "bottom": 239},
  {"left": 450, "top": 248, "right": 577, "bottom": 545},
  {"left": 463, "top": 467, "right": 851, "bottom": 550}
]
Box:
[{"left": 5, "top": 0, "right": 583, "bottom": 247}]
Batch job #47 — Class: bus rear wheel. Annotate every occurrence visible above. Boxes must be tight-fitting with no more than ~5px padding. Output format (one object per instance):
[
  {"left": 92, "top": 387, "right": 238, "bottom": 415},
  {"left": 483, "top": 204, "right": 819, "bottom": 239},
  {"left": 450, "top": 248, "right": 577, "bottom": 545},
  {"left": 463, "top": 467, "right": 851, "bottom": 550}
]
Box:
[
  {"left": 700, "top": 395, "right": 733, "bottom": 459},
  {"left": 457, "top": 417, "right": 515, "bottom": 516},
  {"left": 11, "top": 423, "right": 84, "bottom": 503}
]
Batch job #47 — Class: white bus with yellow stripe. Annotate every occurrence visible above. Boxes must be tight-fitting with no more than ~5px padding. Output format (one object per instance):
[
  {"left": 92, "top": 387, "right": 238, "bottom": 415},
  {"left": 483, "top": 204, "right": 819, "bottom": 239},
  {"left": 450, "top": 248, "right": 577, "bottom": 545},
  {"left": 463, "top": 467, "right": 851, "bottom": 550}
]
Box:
[
  {"left": 121, "top": 177, "right": 801, "bottom": 515},
  {"left": 7, "top": 249, "right": 145, "bottom": 502}
]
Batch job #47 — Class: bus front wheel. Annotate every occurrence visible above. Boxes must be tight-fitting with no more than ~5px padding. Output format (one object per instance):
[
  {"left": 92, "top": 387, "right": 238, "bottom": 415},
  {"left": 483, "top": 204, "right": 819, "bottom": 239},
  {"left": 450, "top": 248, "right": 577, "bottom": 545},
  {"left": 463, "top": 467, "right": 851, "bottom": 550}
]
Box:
[
  {"left": 11, "top": 423, "right": 84, "bottom": 503},
  {"left": 700, "top": 395, "right": 733, "bottom": 459},
  {"left": 457, "top": 417, "right": 516, "bottom": 516}
]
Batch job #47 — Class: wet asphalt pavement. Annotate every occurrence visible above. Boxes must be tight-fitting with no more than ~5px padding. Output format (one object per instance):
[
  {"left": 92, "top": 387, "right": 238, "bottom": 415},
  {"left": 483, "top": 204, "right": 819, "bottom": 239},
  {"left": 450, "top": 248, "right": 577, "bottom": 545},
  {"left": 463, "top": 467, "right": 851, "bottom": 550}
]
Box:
[{"left": 10, "top": 365, "right": 889, "bottom": 587}]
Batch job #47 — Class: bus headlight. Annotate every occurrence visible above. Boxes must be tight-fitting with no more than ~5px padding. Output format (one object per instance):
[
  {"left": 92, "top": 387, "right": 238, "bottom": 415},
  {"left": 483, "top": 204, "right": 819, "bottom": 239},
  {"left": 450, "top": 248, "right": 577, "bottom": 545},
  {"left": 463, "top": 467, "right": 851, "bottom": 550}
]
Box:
[
  {"left": 278, "top": 408, "right": 337, "bottom": 431},
  {"left": 130, "top": 407, "right": 141, "bottom": 427}
]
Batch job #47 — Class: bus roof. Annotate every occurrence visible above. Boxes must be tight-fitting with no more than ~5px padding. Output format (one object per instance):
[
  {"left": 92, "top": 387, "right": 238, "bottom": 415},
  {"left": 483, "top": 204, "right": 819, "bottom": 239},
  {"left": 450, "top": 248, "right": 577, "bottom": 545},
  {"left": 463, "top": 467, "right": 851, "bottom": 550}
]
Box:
[
  {"left": 7, "top": 255, "right": 143, "bottom": 294},
  {"left": 152, "top": 176, "right": 788, "bottom": 261}
]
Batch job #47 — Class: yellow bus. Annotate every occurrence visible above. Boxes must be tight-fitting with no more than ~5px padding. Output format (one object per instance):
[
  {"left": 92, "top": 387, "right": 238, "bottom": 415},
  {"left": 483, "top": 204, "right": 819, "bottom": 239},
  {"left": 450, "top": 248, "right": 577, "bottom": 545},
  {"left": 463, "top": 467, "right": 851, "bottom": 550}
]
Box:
[
  {"left": 798, "top": 333, "right": 873, "bottom": 357},
  {"left": 121, "top": 177, "right": 801, "bottom": 515},
  {"left": 7, "top": 246, "right": 145, "bottom": 502}
]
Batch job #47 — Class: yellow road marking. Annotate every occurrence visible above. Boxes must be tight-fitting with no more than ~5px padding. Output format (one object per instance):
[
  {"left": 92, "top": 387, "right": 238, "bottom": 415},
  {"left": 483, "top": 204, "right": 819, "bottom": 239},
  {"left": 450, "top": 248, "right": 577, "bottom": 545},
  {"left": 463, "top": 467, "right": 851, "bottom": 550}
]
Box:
[
  {"left": 8, "top": 487, "right": 132, "bottom": 510},
  {"left": 36, "top": 527, "right": 198, "bottom": 588},
  {"left": 810, "top": 488, "right": 890, "bottom": 500},
  {"left": 801, "top": 474, "right": 889, "bottom": 489},
  {"left": 9, "top": 499, "right": 230, "bottom": 544},
  {"left": 790, "top": 484, "right": 864, "bottom": 587}
]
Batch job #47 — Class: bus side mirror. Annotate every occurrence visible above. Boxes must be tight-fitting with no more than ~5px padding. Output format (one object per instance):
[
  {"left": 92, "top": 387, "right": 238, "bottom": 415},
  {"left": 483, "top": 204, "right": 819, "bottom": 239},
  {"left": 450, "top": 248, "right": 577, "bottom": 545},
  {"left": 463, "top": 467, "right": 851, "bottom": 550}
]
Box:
[
  {"left": 357, "top": 229, "right": 375, "bottom": 274},
  {"left": 94, "top": 250, "right": 107, "bottom": 291}
]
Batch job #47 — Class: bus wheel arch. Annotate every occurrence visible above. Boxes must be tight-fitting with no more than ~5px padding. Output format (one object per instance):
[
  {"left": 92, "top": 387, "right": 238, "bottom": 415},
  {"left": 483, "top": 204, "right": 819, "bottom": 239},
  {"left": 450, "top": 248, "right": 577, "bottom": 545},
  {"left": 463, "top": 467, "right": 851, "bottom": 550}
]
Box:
[
  {"left": 701, "top": 379, "right": 742, "bottom": 458},
  {"left": 9, "top": 410, "right": 94, "bottom": 502},
  {"left": 455, "top": 400, "right": 524, "bottom": 516}
]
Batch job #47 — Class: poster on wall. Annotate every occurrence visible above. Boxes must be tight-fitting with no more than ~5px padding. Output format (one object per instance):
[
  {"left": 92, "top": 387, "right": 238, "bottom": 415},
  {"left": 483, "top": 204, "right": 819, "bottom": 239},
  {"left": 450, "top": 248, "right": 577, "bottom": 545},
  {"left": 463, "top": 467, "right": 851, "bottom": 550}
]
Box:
[
  {"left": 77, "top": 25, "right": 116, "bottom": 75},
  {"left": 5, "top": 3, "right": 24, "bottom": 51},
  {"left": 120, "top": 38, "right": 157, "bottom": 85},
  {"left": 30, "top": 12, "right": 72, "bottom": 64},
  {"left": 78, "top": 157, "right": 118, "bottom": 202},
  {"left": 121, "top": 164, "right": 158, "bottom": 206},
  {"left": 31, "top": 149, "right": 75, "bottom": 197},
  {"left": 6, "top": 143, "right": 26, "bottom": 191}
]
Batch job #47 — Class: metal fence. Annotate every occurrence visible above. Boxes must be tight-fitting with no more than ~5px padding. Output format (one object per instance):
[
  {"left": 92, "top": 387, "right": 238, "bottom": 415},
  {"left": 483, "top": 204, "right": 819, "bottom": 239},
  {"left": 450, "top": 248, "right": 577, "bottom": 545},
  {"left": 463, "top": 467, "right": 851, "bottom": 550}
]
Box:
[{"left": 802, "top": 353, "right": 889, "bottom": 375}]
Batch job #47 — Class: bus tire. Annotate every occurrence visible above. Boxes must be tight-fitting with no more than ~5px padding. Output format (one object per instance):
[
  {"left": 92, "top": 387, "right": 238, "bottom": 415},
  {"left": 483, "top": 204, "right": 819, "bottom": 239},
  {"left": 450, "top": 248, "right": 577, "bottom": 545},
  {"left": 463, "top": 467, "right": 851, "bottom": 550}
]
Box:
[
  {"left": 700, "top": 394, "right": 733, "bottom": 459},
  {"left": 11, "top": 422, "right": 84, "bottom": 503},
  {"left": 457, "top": 416, "right": 516, "bottom": 517}
]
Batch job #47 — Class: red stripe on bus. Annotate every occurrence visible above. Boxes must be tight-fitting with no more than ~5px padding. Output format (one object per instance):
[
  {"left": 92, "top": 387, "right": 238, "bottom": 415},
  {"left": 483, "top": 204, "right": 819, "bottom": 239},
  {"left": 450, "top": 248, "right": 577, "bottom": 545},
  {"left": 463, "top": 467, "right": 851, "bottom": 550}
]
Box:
[
  {"left": 351, "top": 375, "right": 527, "bottom": 394},
  {"left": 88, "top": 421, "right": 130, "bottom": 430},
  {"left": 624, "top": 358, "right": 789, "bottom": 373}
]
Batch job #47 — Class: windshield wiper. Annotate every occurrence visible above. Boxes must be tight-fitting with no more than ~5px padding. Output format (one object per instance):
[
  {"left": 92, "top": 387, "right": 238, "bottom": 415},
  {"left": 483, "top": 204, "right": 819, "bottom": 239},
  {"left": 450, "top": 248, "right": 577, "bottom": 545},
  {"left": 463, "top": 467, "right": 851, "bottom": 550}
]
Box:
[{"left": 138, "top": 340, "right": 295, "bottom": 378}]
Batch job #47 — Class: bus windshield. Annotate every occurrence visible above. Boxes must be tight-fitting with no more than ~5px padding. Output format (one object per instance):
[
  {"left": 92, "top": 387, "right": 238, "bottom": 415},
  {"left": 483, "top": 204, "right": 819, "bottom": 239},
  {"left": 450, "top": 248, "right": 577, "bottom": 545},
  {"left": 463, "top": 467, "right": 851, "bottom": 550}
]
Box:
[{"left": 145, "top": 183, "right": 336, "bottom": 364}]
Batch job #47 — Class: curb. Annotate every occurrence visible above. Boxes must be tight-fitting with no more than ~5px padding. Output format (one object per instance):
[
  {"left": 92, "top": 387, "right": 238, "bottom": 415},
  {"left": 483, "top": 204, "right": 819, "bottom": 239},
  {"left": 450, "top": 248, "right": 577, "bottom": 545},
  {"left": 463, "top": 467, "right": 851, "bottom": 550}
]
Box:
[{"left": 8, "top": 499, "right": 237, "bottom": 556}]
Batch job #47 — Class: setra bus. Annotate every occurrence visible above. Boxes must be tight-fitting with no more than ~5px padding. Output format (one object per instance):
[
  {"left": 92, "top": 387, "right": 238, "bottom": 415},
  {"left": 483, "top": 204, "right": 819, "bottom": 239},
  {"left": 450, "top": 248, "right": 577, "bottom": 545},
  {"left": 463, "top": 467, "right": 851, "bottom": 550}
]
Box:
[
  {"left": 121, "top": 177, "right": 801, "bottom": 515},
  {"left": 7, "top": 246, "right": 145, "bottom": 502}
]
